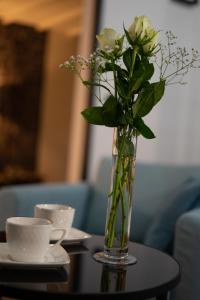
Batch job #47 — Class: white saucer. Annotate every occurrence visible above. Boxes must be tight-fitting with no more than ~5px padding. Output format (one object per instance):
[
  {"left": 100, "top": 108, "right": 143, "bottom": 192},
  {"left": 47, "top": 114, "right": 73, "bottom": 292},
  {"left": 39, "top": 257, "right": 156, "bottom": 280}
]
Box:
[
  {"left": 51, "top": 227, "right": 92, "bottom": 244},
  {"left": 0, "top": 243, "right": 70, "bottom": 268}
]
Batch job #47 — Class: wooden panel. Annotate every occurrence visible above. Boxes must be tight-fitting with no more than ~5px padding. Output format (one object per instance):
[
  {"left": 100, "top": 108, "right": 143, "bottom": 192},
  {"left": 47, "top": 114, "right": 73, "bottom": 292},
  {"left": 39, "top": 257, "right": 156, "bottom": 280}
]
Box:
[
  {"left": 0, "top": 0, "right": 83, "bottom": 35},
  {"left": 0, "top": 22, "right": 46, "bottom": 184},
  {"left": 65, "top": 0, "right": 98, "bottom": 182},
  {"left": 36, "top": 29, "right": 78, "bottom": 182},
  {"left": 0, "top": 0, "right": 96, "bottom": 182}
]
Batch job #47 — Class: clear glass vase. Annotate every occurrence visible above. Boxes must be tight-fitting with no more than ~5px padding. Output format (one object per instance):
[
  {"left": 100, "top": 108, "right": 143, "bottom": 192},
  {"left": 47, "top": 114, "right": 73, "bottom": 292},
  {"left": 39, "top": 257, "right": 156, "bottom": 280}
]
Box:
[{"left": 94, "top": 126, "right": 137, "bottom": 265}]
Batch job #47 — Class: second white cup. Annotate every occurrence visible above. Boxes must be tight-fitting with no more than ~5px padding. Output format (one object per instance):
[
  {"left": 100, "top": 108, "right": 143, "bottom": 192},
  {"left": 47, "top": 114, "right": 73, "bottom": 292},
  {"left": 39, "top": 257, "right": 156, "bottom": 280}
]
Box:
[{"left": 34, "top": 204, "right": 75, "bottom": 239}]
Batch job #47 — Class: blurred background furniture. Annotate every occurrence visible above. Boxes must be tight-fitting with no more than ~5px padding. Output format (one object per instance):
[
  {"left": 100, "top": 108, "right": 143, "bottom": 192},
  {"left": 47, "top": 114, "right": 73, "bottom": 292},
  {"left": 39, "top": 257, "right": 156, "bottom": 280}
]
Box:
[{"left": 0, "top": 157, "right": 200, "bottom": 300}]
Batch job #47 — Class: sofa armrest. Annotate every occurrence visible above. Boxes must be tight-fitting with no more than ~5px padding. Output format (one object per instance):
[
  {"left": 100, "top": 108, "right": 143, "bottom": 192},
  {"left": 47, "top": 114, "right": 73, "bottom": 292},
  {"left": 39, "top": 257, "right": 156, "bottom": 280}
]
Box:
[
  {"left": 173, "top": 208, "right": 200, "bottom": 300},
  {"left": 0, "top": 182, "right": 92, "bottom": 231}
]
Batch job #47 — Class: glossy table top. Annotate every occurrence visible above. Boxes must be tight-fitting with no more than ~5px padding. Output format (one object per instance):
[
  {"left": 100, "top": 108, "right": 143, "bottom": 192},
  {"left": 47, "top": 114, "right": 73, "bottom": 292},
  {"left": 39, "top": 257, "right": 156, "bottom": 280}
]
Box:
[{"left": 0, "top": 235, "right": 180, "bottom": 299}]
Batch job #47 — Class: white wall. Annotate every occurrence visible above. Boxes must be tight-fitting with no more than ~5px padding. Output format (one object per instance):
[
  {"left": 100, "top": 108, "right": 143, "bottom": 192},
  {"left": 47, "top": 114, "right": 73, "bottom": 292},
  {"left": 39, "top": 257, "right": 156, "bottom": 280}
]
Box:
[{"left": 87, "top": 0, "right": 200, "bottom": 181}]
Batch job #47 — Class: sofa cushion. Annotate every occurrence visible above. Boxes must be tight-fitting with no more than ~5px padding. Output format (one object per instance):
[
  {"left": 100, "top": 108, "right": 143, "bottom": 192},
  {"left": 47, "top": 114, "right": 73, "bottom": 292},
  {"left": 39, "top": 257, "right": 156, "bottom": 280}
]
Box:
[
  {"left": 144, "top": 177, "right": 200, "bottom": 253},
  {"left": 131, "top": 163, "right": 200, "bottom": 243},
  {"left": 0, "top": 183, "right": 92, "bottom": 231},
  {"left": 86, "top": 157, "right": 200, "bottom": 243}
]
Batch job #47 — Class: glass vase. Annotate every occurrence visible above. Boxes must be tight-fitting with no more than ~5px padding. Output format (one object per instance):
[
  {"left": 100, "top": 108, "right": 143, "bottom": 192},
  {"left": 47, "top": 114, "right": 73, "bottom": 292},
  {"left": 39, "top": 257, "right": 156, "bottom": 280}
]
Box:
[{"left": 94, "top": 126, "right": 137, "bottom": 265}]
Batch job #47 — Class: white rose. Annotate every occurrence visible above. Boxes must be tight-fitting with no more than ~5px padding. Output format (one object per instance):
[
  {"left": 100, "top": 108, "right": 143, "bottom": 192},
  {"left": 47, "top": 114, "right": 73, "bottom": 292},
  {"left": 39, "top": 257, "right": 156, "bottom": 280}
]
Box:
[
  {"left": 128, "top": 15, "right": 158, "bottom": 53},
  {"left": 96, "top": 28, "right": 121, "bottom": 52},
  {"left": 128, "top": 16, "right": 150, "bottom": 40},
  {"left": 143, "top": 28, "right": 158, "bottom": 53}
]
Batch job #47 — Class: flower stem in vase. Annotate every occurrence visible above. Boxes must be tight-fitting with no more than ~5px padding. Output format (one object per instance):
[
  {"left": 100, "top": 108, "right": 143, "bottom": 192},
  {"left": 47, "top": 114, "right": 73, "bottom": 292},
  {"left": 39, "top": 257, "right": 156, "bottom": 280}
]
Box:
[{"left": 103, "top": 127, "right": 137, "bottom": 263}]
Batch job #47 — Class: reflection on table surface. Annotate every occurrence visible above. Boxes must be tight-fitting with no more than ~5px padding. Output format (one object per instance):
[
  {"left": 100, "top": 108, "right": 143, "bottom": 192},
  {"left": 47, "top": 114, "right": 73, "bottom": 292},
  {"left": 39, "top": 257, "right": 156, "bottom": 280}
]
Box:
[
  {"left": 100, "top": 265, "right": 127, "bottom": 292},
  {"left": 0, "top": 242, "right": 91, "bottom": 294},
  {"left": 0, "top": 235, "right": 180, "bottom": 297}
]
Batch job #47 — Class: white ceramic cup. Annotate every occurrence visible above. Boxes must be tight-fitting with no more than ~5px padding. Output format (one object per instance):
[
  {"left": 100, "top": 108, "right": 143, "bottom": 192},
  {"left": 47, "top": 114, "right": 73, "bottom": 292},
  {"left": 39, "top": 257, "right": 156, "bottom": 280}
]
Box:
[
  {"left": 34, "top": 204, "right": 75, "bottom": 238},
  {"left": 6, "top": 217, "right": 66, "bottom": 263}
]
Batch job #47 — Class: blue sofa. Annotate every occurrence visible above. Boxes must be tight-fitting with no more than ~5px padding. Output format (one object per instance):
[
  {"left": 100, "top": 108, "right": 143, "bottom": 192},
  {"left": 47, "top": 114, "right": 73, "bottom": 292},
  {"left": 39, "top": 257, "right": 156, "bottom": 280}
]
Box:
[{"left": 0, "top": 157, "right": 200, "bottom": 300}]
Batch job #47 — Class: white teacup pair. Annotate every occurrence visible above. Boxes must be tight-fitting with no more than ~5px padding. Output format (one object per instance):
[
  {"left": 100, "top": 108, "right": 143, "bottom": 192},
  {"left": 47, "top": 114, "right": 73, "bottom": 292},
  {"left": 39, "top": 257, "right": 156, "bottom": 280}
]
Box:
[{"left": 6, "top": 204, "right": 75, "bottom": 263}]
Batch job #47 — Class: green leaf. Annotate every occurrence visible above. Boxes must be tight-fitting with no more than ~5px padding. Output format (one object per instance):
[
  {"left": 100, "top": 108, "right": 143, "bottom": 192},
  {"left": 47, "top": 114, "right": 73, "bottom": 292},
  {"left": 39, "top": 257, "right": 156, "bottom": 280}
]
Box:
[
  {"left": 98, "top": 63, "right": 128, "bottom": 79},
  {"left": 123, "top": 26, "right": 134, "bottom": 46},
  {"left": 133, "top": 118, "right": 155, "bottom": 139},
  {"left": 133, "top": 80, "right": 165, "bottom": 117},
  {"left": 98, "top": 62, "right": 115, "bottom": 73},
  {"left": 102, "top": 96, "right": 123, "bottom": 127},
  {"left": 116, "top": 66, "right": 129, "bottom": 79},
  {"left": 81, "top": 107, "right": 104, "bottom": 125},
  {"left": 116, "top": 71, "right": 129, "bottom": 99},
  {"left": 129, "top": 58, "right": 154, "bottom": 93},
  {"left": 123, "top": 48, "right": 132, "bottom": 71},
  {"left": 82, "top": 80, "right": 111, "bottom": 94},
  {"left": 81, "top": 96, "right": 125, "bottom": 127}
]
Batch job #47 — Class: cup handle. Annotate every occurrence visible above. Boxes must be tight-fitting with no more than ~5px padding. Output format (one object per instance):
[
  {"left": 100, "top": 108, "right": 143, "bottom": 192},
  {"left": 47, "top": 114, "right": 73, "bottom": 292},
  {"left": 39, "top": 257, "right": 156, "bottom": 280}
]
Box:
[{"left": 50, "top": 228, "right": 67, "bottom": 247}]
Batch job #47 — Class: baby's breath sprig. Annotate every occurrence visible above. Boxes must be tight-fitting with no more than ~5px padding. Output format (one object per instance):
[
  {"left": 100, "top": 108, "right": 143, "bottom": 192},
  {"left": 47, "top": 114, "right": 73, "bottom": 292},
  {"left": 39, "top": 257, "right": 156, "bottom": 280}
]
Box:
[
  {"left": 153, "top": 30, "right": 200, "bottom": 85},
  {"left": 59, "top": 52, "right": 101, "bottom": 81}
]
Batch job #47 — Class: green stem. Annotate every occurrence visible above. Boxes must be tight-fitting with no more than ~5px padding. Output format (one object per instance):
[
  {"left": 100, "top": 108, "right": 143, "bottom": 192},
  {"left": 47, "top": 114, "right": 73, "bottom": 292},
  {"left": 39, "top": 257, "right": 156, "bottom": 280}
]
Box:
[
  {"left": 106, "top": 128, "right": 126, "bottom": 247},
  {"left": 106, "top": 160, "right": 122, "bottom": 247},
  {"left": 106, "top": 127, "right": 136, "bottom": 249},
  {"left": 111, "top": 58, "right": 118, "bottom": 100},
  {"left": 119, "top": 164, "right": 126, "bottom": 247},
  {"left": 82, "top": 81, "right": 112, "bottom": 95},
  {"left": 130, "top": 47, "right": 137, "bottom": 79}
]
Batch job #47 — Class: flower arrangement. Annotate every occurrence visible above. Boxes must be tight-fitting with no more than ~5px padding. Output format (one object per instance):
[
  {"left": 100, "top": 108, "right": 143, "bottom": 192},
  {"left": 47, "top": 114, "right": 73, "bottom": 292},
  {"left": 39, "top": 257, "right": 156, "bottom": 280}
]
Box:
[
  {"left": 60, "top": 16, "right": 200, "bottom": 261},
  {"left": 60, "top": 16, "right": 199, "bottom": 138}
]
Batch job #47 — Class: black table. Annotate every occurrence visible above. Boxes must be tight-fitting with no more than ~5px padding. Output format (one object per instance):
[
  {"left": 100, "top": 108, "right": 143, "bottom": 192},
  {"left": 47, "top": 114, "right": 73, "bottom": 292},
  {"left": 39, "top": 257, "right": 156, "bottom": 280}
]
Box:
[{"left": 0, "top": 235, "right": 180, "bottom": 299}]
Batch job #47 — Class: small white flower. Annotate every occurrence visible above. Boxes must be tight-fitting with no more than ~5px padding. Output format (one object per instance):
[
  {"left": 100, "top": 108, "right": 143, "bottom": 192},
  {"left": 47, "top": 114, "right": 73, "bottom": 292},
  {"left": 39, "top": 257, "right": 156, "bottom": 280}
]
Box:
[{"left": 96, "top": 28, "right": 122, "bottom": 53}]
